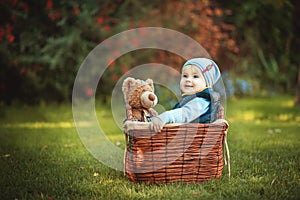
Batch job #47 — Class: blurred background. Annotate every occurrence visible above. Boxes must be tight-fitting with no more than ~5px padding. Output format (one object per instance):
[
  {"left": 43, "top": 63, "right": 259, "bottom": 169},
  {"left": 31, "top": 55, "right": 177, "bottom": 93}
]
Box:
[{"left": 1, "top": 0, "right": 299, "bottom": 105}]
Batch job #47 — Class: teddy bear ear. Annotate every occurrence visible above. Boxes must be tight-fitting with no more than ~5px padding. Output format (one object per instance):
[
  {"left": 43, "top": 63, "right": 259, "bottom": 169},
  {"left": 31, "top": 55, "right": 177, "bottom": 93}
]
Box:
[
  {"left": 122, "top": 77, "right": 136, "bottom": 97},
  {"left": 146, "top": 78, "right": 154, "bottom": 90}
]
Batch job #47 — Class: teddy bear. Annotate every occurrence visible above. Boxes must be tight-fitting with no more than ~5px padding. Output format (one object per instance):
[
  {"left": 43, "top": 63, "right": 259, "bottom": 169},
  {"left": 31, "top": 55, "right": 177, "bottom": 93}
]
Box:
[{"left": 122, "top": 77, "right": 158, "bottom": 122}]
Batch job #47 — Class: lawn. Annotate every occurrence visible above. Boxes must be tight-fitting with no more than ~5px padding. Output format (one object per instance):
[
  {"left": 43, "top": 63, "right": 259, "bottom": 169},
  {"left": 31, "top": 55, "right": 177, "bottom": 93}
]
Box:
[{"left": 0, "top": 95, "right": 299, "bottom": 199}]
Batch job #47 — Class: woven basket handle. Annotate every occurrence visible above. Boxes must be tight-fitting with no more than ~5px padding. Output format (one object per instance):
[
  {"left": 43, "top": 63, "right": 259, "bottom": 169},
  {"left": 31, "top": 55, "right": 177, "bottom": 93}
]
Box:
[{"left": 216, "top": 104, "right": 225, "bottom": 120}]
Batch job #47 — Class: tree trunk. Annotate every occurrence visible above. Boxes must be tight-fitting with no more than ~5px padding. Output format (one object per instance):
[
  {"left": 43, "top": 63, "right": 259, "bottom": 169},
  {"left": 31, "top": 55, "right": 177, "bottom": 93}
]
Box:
[{"left": 295, "top": 66, "right": 300, "bottom": 106}]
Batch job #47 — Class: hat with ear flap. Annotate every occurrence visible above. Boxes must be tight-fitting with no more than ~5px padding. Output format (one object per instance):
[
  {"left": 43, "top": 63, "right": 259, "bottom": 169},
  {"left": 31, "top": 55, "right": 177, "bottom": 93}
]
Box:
[{"left": 182, "top": 58, "right": 221, "bottom": 87}]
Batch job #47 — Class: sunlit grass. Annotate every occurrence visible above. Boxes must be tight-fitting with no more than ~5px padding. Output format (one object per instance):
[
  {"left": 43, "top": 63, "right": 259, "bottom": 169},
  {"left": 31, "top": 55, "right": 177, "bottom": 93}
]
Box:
[
  {"left": 0, "top": 95, "right": 299, "bottom": 199},
  {"left": 2, "top": 122, "right": 76, "bottom": 129},
  {"left": 227, "top": 95, "right": 300, "bottom": 124}
]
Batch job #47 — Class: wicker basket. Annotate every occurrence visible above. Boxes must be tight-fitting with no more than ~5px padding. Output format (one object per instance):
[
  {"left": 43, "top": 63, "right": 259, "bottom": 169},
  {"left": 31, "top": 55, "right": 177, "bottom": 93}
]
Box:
[{"left": 123, "top": 106, "right": 229, "bottom": 184}]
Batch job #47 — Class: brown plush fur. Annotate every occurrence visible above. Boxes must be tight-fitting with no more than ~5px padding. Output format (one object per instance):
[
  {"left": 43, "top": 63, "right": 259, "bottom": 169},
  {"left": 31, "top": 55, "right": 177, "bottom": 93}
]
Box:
[{"left": 122, "top": 77, "right": 158, "bottom": 122}]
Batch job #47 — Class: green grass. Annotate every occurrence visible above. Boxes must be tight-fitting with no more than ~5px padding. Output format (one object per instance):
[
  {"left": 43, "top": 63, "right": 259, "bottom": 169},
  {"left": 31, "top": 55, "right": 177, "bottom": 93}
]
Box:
[{"left": 0, "top": 95, "right": 299, "bottom": 199}]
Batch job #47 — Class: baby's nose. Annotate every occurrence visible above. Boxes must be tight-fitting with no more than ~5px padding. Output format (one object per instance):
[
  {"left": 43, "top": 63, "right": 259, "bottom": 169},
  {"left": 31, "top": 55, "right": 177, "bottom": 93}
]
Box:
[{"left": 148, "top": 94, "right": 155, "bottom": 101}]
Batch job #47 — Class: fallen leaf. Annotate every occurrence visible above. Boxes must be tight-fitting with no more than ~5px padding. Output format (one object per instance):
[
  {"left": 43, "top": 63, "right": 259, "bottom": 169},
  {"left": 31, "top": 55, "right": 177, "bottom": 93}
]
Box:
[
  {"left": 93, "top": 172, "right": 99, "bottom": 177},
  {"left": 64, "top": 143, "right": 75, "bottom": 148},
  {"left": 274, "top": 129, "right": 282, "bottom": 133},
  {"left": 270, "top": 176, "right": 278, "bottom": 187},
  {"left": 267, "top": 129, "right": 274, "bottom": 134}
]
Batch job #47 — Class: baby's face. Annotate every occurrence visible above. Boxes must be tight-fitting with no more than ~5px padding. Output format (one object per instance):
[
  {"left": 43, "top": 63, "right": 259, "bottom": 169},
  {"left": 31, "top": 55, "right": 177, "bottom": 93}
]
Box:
[{"left": 180, "top": 65, "right": 206, "bottom": 95}]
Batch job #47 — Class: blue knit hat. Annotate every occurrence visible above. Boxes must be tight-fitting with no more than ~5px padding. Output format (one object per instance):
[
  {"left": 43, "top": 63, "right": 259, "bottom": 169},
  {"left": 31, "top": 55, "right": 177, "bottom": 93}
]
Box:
[{"left": 182, "top": 58, "right": 221, "bottom": 87}]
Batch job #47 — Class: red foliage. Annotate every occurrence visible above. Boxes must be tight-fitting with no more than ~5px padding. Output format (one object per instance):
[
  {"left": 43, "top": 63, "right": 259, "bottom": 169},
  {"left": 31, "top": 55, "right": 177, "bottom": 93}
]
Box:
[
  {"left": 20, "top": 66, "right": 27, "bottom": 75},
  {"left": 112, "top": 74, "right": 118, "bottom": 81},
  {"left": 19, "top": 2, "right": 29, "bottom": 13},
  {"left": 73, "top": 4, "right": 80, "bottom": 15},
  {"left": 130, "top": 39, "right": 139, "bottom": 47},
  {"left": 136, "top": 1, "right": 239, "bottom": 69},
  {"left": 46, "top": 0, "right": 53, "bottom": 10},
  {"left": 102, "top": 26, "right": 111, "bottom": 31},
  {"left": 0, "top": 24, "right": 15, "bottom": 44},
  {"left": 10, "top": 0, "right": 17, "bottom": 6},
  {"left": 48, "top": 9, "right": 62, "bottom": 22},
  {"left": 121, "top": 63, "right": 129, "bottom": 73},
  {"left": 85, "top": 88, "right": 94, "bottom": 97},
  {"left": 8, "top": 35, "right": 15, "bottom": 43},
  {"left": 97, "top": 17, "right": 104, "bottom": 26},
  {"left": 108, "top": 58, "right": 115, "bottom": 66},
  {"left": 19, "top": 63, "right": 41, "bottom": 77}
]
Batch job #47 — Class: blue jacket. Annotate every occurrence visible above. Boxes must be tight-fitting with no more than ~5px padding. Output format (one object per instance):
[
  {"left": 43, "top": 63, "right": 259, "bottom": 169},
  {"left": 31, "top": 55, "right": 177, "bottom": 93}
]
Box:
[{"left": 173, "top": 88, "right": 220, "bottom": 123}]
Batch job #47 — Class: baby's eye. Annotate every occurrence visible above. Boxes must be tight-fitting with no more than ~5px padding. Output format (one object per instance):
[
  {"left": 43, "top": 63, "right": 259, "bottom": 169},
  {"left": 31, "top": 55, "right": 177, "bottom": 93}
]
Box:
[
  {"left": 182, "top": 74, "right": 188, "bottom": 78},
  {"left": 193, "top": 75, "right": 199, "bottom": 78}
]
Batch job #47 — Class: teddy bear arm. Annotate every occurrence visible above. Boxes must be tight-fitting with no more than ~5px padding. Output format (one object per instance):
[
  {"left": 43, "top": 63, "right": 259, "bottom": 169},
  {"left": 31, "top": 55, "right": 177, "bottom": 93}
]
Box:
[{"left": 132, "top": 109, "right": 144, "bottom": 121}]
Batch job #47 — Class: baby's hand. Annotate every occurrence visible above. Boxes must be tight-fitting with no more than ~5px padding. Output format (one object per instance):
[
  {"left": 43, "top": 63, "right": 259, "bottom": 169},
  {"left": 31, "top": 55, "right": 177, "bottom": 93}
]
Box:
[{"left": 150, "top": 117, "right": 164, "bottom": 132}]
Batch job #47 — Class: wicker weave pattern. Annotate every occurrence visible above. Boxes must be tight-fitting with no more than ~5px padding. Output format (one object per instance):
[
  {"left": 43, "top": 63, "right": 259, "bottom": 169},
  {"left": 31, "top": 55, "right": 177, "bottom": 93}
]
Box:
[{"left": 124, "top": 121, "right": 228, "bottom": 184}]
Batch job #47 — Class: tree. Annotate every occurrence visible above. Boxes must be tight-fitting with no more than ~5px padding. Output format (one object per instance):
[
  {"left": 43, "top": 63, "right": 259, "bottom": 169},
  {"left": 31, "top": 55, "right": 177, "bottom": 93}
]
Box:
[
  {"left": 0, "top": 0, "right": 239, "bottom": 104},
  {"left": 218, "top": 0, "right": 300, "bottom": 94},
  {"left": 0, "top": 0, "right": 147, "bottom": 103}
]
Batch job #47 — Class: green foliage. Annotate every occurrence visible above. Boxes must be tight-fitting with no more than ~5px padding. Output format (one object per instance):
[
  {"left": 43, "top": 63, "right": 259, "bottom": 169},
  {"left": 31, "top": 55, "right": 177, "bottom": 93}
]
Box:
[
  {"left": 219, "top": 0, "right": 299, "bottom": 93},
  {"left": 1, "top": 0, "right": 299, "bottom": 103},
  {"left": 0, "top": 0, "right": 240, "bottom": 104},
  {"left": 0, "top": 95, "right": 299, "bottom": 199},
  {"left": 0, "top": 0, "right": 154, "bottom": 104}
]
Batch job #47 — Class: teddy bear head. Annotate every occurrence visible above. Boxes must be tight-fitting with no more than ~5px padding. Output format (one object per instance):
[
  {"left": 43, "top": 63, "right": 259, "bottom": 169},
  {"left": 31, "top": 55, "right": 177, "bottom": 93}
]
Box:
[{"left": 122, "top": 77, "right": 158, "bottom": 109}]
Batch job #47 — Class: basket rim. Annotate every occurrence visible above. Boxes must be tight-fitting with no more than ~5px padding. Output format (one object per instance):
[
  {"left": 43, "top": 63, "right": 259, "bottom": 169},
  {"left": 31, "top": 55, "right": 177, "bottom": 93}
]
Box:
[{"left": 123, "top": 119, "right": 228, "bottom": 133}]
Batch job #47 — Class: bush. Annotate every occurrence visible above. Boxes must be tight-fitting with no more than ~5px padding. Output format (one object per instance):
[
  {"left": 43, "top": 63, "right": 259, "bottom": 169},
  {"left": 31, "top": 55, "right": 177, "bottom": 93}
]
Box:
[{"left": 0, "top": 0, "right": 239, "bottom": 104}]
